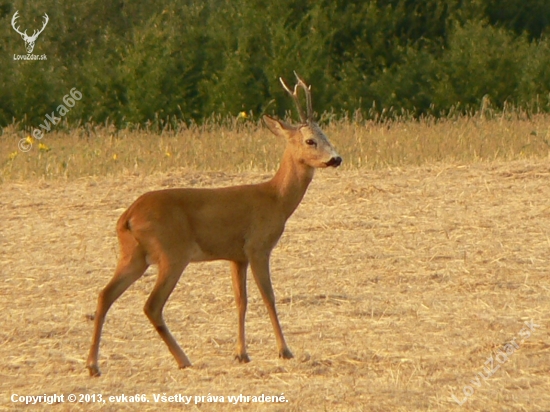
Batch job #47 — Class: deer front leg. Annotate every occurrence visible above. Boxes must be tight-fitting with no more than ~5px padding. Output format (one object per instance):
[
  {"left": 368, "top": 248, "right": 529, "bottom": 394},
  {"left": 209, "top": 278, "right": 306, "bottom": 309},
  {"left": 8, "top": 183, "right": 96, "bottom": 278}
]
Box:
[
  {"left": 248, "top": 253, "right": 293, "bottom": 360},
  {"left": 230, "top": 260, "right": 249, "bottom": 362}
]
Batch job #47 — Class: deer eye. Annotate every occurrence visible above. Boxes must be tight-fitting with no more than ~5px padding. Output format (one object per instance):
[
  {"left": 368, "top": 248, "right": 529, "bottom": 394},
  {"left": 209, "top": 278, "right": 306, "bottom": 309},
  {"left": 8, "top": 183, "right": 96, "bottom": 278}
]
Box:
[{"left": 305, "top": 139, "right": 317, "bottom": 147}]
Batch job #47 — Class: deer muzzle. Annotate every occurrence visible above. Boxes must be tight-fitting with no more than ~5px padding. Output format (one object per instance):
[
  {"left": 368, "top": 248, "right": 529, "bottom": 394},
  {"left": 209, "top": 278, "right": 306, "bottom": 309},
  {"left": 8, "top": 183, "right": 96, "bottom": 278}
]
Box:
[{"left": 325, "top": 156, "right": 342, "bottom": 168}]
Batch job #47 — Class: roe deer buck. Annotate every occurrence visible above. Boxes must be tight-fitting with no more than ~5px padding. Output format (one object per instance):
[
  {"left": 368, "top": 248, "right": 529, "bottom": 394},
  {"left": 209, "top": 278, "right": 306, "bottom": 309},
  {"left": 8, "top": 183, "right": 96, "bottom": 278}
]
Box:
[{"left": 86, "top": 73, "right": 342, "bottom": 376}]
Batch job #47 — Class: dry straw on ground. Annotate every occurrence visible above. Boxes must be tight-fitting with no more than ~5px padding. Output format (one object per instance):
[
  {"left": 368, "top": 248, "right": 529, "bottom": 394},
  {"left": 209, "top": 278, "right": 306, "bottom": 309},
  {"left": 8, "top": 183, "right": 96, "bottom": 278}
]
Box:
[{"left": 1, "top": 116, "right": 549, "bottom": 411}]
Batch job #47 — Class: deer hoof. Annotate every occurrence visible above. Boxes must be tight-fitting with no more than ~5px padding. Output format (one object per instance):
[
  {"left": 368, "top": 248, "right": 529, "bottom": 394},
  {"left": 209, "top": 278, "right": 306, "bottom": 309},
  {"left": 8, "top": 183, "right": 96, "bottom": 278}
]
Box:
[
  {"left": 87, "top": 364, "right": 101, "bottom": 377},
  {"left": 235, "top": 353, "right": 251, "bottom": 363},
  {"left": 279, "top": 348, "right": 294, "bottom": 359}
]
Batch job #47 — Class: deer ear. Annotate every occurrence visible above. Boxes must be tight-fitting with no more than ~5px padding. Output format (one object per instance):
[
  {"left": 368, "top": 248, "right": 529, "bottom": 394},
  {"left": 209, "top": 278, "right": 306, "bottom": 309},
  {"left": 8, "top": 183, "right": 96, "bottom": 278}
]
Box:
[{"left": 263, "top": 115, "right": 296, "bottom": 138}]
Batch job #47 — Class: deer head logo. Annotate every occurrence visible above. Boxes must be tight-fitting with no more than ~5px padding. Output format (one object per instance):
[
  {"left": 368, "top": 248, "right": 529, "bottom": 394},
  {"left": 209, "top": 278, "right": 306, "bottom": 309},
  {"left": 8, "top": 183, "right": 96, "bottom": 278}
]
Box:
[{"left": 11, "top": 11, "right": 49, "bottom": 54}]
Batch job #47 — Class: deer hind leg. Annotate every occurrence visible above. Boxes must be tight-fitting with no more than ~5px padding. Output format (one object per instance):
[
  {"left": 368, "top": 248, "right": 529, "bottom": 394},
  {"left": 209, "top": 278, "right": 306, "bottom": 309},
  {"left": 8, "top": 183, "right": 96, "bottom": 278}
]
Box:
[
  {"left": 87, "top": 233, "right": 148, "bottom": 377},
  {"left": 248, "top": 252, "right": 294, "bottom": 360},
  {"left": 143, "top": 254, "right": 192, "bottom": 369},
  {"left": 230, "top": 260, "right": 249, "bottom": 362}
]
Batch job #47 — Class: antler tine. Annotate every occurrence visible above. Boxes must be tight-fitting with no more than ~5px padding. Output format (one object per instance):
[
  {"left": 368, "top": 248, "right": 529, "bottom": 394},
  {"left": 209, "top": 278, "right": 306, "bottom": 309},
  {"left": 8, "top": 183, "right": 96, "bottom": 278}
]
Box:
[
  {"left": 32, "top": 13, "right": 49, "bottom": 39},
  {"left": 41, "top": 13, "right": 49, "bottom": 29},
  {"left": 11, "top": 10, "right": 19, "bottom": 25},
  {"left": 279, "top": 76, "right": 307, "bottom": 123},
  {"left": 278, "top": 76, "right": 293, "bottom": 96},
  {"left": 11, "top": 11, "right": 26, "bottom": 36},
  {"left": 293, "top": 72, "right": 313, "bottom": 122}
]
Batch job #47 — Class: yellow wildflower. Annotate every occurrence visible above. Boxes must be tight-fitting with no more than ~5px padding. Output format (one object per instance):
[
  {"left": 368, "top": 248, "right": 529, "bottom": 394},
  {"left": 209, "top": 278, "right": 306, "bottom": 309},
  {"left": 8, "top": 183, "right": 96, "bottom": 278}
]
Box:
[
  {"left": 8, "top": 151, "right": 18, "bottom": 160},
  {"left": 38, "top": 142, "right": 51, "bottom": 152},
  {"left": 25, "top": 135, "right": 34, "bottom": 144},
  {"left": 165, "top": 151, "right": 172, "bottom": 157},
  {"left": 112, "top": 154, "right": 118, "bottom": 160},
  {"left": 238, "top": 111, "right": 248, "bottom": 119}
]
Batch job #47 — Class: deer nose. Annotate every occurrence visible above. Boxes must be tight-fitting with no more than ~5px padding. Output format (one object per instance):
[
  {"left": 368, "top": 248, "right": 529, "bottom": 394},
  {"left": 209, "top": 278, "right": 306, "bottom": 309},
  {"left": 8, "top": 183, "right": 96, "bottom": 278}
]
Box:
[{"left": 326, "top": 156, "right": 342, "bottom": 167}]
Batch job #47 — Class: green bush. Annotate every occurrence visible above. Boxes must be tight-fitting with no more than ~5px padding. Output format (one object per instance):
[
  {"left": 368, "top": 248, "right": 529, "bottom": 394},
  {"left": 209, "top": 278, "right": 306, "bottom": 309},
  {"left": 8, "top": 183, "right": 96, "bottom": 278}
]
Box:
[{"left": 1, "top": 0, "right": 550, "bottom": 130}]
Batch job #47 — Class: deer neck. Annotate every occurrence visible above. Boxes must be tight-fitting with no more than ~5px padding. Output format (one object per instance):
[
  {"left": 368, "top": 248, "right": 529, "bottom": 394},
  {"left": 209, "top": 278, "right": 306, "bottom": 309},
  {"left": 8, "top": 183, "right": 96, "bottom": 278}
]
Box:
[{"left": 268, "top": 147, "right": 314, "bottom": 218}]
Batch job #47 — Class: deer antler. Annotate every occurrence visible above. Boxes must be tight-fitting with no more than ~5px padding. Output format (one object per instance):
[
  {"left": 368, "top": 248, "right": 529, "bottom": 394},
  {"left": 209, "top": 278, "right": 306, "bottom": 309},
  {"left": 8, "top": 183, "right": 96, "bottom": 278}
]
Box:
[
  {"left": 11, "top": 11, "right": 49, "bottom": 41},
  {"left": 279, "top": 72, "right": 313, "bottom": 123},
  {"left": 30, "top": 13, "right": 49, "bottom": 41},
  {"left": 11, "top": 11, "right": 26, "bottom": 37},
  {"left": 294, "top": 72, "right": 313, "bottom": 122}
]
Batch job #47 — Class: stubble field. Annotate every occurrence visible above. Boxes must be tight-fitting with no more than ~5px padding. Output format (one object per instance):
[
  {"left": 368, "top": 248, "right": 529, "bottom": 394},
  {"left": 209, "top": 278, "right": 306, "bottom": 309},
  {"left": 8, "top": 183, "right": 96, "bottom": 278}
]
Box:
[{"left": 1, "top": 116, "right": 550, "bottom": 411}]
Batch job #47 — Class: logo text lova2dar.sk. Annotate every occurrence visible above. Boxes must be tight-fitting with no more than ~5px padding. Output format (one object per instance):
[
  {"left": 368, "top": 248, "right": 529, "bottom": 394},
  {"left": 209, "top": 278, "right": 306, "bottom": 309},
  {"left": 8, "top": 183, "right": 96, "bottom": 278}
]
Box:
[{"left": 11, "top": 10, "right": 48, "bottom": 61}]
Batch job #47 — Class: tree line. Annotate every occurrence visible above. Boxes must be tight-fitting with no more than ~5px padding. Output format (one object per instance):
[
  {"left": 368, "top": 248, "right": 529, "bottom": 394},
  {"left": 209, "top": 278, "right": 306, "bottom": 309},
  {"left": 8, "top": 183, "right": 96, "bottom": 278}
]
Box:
[{"left": 1, "top": 0, "right": 549, "bottom": 129}]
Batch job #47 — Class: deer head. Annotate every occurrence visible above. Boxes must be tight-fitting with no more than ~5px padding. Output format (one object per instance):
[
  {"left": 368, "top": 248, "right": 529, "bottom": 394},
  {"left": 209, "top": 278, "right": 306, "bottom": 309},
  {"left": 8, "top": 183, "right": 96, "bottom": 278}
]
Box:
[
  {"left": 11, "top": 11, "right": 49, "bottom": 54},
  {"left": 266, "top": 72, "right": 342, "bottom": 169}
]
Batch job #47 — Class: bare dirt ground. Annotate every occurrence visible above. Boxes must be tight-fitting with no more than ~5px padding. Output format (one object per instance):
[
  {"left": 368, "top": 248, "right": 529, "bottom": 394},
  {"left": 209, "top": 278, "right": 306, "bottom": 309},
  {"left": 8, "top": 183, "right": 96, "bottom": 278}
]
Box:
[{"left": 1, "top": 161, "right": 549, "bottom": 411}]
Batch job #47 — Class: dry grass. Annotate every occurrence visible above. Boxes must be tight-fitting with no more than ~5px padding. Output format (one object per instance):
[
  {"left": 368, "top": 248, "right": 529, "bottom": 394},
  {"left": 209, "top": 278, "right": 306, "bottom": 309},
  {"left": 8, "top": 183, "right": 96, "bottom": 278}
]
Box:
[
  {"left": 1, "top": 157, "right": 549, "bottom": 410},
  {"left": 2, "top": 113, "right": 550, "bottom": 181}
]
